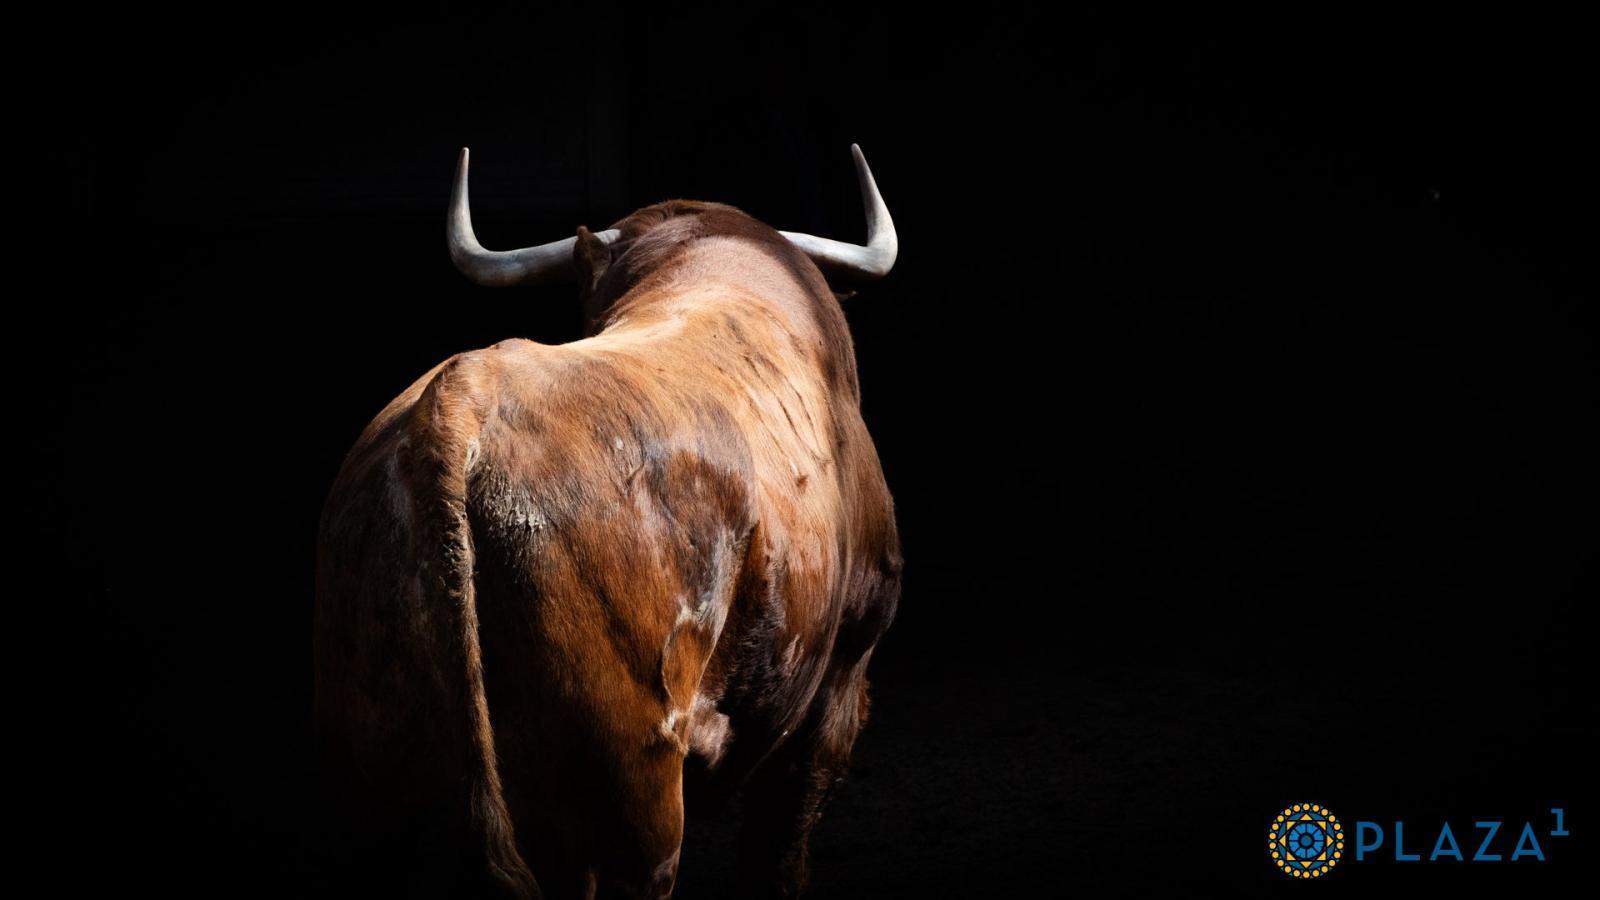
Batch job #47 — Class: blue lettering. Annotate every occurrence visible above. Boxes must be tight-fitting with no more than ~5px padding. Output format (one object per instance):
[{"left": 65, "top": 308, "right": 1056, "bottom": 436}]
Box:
[
  {"left": 1474, "top": 821, "right": 1503, "bottom": 861},
  {"left": 1512, "top": 822, "right": 1545, "bottom": 861},
  {"left": 1551, "top": 807, "right": 1568, "bottom": 837},
  {"left": 1430, "top": 822, "right": 1463, "bottom": 861},
  {"left": 1356, "top": 822, "right": 1384, "bottom": 861},
  {"left": 1395, "top": 819, "right": 1420, "bottom": 851}
]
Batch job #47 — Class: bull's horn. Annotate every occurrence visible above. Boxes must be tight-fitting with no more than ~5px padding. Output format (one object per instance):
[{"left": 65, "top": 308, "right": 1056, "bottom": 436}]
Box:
[
  {"left": 780, "top": 143, "right": 898, "bottom": 280},
  {"left": 447, "top": 147, "right": 621, "bottom": 287}
]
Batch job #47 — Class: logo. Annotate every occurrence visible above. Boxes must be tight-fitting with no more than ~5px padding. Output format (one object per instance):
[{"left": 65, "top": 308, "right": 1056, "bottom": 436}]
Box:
[
  {"left": 1269, "top": 803, "right": 1344, "bottom": 878},
  {"left": 1268, "top": 804, "right": 1570, "bottom": 879}
]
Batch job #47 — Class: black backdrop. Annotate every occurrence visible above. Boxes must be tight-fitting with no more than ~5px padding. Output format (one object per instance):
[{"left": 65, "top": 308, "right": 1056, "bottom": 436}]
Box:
[{"left": 59, "top": 5, "right": 1592, "bottom": 896}]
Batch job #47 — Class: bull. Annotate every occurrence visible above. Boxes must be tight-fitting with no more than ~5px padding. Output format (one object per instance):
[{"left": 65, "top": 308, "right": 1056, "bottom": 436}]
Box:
[{"left": 314, "top": 144, "right": 903, "bottom": 899}]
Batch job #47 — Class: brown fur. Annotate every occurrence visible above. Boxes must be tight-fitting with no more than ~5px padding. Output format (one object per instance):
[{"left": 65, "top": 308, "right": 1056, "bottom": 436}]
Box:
[{"left": 314, "top": 200, "right": 902, "bottom": 899}]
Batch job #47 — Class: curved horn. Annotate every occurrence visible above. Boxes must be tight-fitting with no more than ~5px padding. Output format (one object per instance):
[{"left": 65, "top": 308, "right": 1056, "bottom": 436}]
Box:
[
  {"left": 447, "top": 147, "right": 621, "bottom": 287},
  {"left": 780, "top": 143, "right": 898, "bottom": 280}
]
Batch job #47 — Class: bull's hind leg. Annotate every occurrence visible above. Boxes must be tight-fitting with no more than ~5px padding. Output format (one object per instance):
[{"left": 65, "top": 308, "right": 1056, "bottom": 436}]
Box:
[
  {"left": 590, "top": 744, "right": 687, "bottom": 900},
  {"left": 737, "top": 667, "right": 873, "bottom": 898}
]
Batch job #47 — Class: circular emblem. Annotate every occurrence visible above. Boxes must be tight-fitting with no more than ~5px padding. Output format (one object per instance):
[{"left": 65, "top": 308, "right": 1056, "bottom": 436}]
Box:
[{"left": 1269, "top": 803, "right": 1343, "bottom": 878}]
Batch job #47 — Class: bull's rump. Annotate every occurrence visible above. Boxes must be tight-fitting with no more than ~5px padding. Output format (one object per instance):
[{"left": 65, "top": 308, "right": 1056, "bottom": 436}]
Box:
[{"left": 313, "top": 345, "right": 757, "bottom": 893}]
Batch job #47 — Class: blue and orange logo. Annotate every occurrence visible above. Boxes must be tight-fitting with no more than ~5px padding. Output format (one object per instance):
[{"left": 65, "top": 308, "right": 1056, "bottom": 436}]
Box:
[{"left": 1270, "top": 803, "right": 1344, "bottom": 878}]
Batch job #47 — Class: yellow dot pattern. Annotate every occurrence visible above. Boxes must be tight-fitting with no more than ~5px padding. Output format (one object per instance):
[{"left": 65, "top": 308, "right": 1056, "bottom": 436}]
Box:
[{"left": 1268, "top": 803, "right": 1343, "bottom": 879}]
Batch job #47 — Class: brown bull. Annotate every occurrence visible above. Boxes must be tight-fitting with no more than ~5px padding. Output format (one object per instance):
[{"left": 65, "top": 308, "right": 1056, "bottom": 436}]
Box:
[{"left": 314, "top": 145, "right": 902, "bottom": 899}]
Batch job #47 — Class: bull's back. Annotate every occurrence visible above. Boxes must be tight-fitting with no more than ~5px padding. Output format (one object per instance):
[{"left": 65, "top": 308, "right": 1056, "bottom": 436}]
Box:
[{"left": 461, "top": 338, "right": 760, "bottom": 766}]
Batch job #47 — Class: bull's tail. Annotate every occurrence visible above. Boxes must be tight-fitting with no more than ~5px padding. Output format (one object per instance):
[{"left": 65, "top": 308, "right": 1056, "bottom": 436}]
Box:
[
  {"left": 430, "top": 494, "right": 540, "bottom": 896},
  {"left": 405, "top": 359, "right": 540, "bottom": 898},
  {"left": 316, "top": 354, "right": 539, "bottom": 898}
]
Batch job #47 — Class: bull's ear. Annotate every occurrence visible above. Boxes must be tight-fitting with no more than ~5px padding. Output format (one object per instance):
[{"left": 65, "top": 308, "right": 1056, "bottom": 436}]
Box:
[{"left": 574, "top": 225, "right": 612, "bottom": 295}]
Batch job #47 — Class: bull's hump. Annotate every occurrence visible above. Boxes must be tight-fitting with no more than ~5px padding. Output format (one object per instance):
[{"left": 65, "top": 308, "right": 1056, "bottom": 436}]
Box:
[{"left": 437, "top": 339, "right": 759, "bottom": 510}]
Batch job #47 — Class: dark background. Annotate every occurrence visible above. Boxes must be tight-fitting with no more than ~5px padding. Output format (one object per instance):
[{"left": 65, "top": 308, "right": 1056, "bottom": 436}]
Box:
[{"left": 56, "top": 5, "right": 1592, "bottom": 895}]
